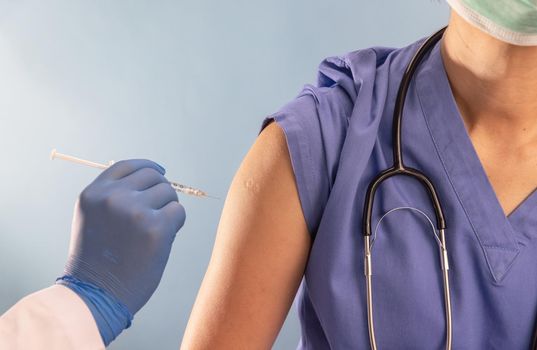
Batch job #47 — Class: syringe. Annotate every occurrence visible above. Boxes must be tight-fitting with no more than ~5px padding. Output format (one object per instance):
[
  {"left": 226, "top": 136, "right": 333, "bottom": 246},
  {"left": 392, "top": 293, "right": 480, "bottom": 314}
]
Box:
[{"left": 50, "top": 149, "right": 219, "bottom": 199}]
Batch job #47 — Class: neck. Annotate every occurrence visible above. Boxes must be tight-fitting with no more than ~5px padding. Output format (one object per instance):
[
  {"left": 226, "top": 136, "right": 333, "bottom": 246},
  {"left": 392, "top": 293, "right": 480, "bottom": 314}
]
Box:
[{"left": 441, "top": 10, "right": 537, "bottom": 144}]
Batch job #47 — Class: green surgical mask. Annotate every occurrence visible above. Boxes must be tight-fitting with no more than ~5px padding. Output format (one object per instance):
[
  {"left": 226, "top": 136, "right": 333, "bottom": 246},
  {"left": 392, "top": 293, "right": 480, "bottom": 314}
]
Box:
[{"left": 447, "top": 0, "right": 537, "bottom": 45}]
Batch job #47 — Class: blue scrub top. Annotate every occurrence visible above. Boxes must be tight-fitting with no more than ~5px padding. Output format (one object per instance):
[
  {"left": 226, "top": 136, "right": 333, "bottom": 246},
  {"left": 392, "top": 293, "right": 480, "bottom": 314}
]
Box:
[{"left": 259, "top": 35, "right": 537, "bottom": 349}]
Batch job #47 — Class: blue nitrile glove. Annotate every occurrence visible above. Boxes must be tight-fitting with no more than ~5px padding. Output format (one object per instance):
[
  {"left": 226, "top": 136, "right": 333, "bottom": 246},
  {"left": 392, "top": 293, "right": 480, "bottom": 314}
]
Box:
[{"left": 56, "top": 159, "right": 186, "bottom": 345}]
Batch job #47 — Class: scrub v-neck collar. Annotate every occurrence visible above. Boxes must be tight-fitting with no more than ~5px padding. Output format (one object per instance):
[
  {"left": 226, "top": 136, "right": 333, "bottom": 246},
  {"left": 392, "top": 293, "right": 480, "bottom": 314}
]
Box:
[{"left": 415, "top": 37, "right": 537, "bottom": 283}]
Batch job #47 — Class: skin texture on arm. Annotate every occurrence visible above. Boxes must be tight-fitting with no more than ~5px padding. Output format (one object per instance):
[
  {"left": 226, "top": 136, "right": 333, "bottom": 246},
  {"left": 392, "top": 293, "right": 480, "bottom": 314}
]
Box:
[{"left": 180, "top": 121, "right": 312, "bottom": 349}]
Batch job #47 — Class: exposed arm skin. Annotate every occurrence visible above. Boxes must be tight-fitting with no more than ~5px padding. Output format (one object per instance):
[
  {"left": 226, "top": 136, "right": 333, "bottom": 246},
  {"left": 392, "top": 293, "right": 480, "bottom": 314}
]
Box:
[{"left": 180, "top": 121, "right": 312, "bottom": 349}]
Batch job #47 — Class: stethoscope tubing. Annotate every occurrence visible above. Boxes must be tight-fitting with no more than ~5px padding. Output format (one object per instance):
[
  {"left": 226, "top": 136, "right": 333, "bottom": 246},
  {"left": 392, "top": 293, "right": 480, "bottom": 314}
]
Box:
[{"left": 362, "top": 26, "right": 451, "bottom": 350}]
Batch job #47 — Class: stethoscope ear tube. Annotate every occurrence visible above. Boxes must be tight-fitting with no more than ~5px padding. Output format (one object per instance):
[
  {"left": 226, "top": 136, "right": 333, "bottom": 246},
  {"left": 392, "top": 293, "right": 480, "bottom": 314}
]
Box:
[
  {"left": 362, "top": 26, "right": 448, "bottom": 238},
  {"left": 361, "top": 26, "right": 451, "bottom": 350}
]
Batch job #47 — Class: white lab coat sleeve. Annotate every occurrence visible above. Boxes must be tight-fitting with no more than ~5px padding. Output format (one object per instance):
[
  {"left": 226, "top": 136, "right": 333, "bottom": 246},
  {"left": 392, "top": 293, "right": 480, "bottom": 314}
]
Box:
[{"left": 0, "top": 284, "right": 105, "bottom": 350}]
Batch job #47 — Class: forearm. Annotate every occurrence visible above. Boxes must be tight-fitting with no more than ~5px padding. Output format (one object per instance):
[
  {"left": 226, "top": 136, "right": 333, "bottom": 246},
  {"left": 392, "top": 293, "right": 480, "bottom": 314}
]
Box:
[{"left": 0, "top": 285, "right": 104, "bottom": 350}]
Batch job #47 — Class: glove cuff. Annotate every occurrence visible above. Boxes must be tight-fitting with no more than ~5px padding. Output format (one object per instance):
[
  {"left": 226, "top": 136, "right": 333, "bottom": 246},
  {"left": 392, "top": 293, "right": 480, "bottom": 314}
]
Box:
[{"left": 56, "top": 275, "right": 133, "bottom": 346}]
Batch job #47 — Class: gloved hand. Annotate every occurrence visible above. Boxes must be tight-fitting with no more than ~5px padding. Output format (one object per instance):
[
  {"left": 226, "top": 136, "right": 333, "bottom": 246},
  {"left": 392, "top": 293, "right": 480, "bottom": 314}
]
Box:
[{"left": 56, "top": 159, "right": 186, "bottom": 345}]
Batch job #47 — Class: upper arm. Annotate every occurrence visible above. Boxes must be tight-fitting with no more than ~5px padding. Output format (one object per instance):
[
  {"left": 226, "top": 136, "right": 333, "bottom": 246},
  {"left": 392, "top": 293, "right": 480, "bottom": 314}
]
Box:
[{"left": 180, "top": 121, "right": 312, "bottom": 349}]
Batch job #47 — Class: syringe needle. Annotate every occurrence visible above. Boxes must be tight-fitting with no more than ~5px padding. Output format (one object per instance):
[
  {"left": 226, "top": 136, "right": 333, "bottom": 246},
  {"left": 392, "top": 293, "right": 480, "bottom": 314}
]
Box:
[
  {"left": 50, "top": 148, "right": 219, "bottom": 199},
  {"left": 204, "top": 194, "right": 221, "bottom": 200}
]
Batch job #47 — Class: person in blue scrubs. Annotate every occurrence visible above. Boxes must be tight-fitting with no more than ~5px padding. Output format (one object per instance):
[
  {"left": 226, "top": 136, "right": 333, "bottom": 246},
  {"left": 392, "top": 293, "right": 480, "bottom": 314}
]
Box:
[{"left": 181, "top": 2, "right": 537, "bottom": 349}]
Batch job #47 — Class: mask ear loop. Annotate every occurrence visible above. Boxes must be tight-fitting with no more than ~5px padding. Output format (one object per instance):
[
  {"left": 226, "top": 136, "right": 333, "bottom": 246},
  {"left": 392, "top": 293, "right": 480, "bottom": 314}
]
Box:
[{"left": 370, "top": 206, "right": 443, "bottom": 251}]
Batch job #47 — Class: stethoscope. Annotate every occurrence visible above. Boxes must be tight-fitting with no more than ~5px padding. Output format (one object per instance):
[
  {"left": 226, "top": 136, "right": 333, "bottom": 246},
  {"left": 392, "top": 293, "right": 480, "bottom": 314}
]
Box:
[
  {"left": 362, "top": 26, "right": 450, "bottom": 350},
  {"left": 362, "top": 25, "right": 537, "bottom": 350}
]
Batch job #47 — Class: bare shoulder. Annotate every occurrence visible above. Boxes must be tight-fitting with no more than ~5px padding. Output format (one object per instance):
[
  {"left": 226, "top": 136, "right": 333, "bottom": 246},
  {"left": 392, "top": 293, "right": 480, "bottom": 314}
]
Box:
[
  {"left": 180, "top": 120, "right": 311, "bottom": 349},
  {"left": 236, "top": 120, "right": 296, "bottom": 199}
]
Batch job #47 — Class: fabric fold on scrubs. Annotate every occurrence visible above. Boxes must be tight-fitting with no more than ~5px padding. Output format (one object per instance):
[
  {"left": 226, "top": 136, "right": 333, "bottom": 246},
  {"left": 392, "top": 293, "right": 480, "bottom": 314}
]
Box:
[{"left": 259, "top": 56, "right": 355, "bottom": 238}]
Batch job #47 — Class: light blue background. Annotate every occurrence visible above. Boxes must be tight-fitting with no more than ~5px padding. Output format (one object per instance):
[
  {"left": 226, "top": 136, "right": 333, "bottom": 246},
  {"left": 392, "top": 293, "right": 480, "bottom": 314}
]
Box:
[{"left": 0, "top": 1, "right": 449, "bottom": 348}]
